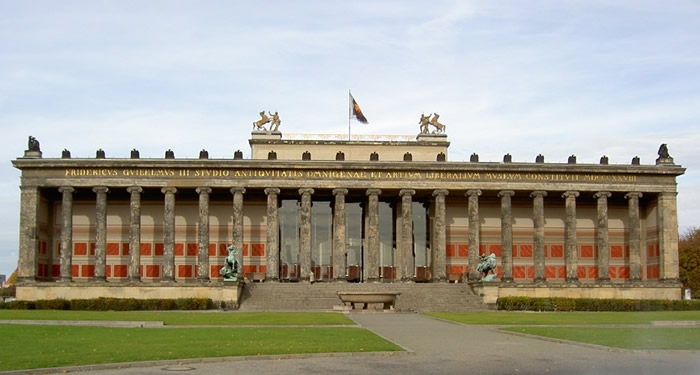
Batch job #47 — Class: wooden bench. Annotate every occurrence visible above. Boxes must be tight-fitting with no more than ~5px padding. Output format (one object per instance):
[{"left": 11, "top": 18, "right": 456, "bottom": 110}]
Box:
[
  {"left": 337, "top": 292, "right": 401, "bottom": 310},
  {"left": 245, "top": 272, "right": 266, "bottom": 282}
]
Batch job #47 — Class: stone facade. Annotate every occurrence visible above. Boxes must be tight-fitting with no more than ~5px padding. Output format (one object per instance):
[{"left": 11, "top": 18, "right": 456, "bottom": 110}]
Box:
[{"left": 12, "top": 131, "right": 686, "bottom": 305}]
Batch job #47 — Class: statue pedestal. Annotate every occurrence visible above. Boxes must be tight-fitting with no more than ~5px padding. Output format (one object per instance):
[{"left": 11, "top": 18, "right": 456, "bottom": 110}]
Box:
[
  {"left": 416, "top": 134, "right": 447, "bottom": 143},
  {"left": 23, "top": 150, "right": 42, "bottom": 158},
  {"left": 656, "top": 156, "right": 674, "bottom": 165},
  {"left": 251, "top": 131, "right": 282, "bottom": 140}
]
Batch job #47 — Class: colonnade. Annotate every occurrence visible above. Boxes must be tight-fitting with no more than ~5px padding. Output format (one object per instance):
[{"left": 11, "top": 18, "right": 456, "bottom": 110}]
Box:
[{"left": 17, "top": 185, "right": 679, "bottom": 283}]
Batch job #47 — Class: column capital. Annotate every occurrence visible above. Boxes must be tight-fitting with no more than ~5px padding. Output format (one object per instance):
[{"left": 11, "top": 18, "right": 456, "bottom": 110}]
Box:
[
  {"left": 126, "top": 186, "right": 143, "bottom": 194},
  {"left": 593, "top": 191, "right": 611, "bottom": 199},
  {"left": 161, "top": 187, "right": 177, "bottom": 195},
  {"left": 264, "top": 187, "right": 280, "bottom": 195},
  {"left": 366, "top": 188, "right": 382, "bottom": 196},
  {"left": 196, "top": 187, "right": 212, "bottom": 194},
  {"left": 299, "top": 188, "right": 314, "bottom": 196},
  {"left": 624, "top": 192, "right": 643, "bottom": 200},
  {"left": 399, "top": 189, "right": 416, "bottom": 197},
  {"left": 230, "top": 187, "right": 246, "bottom": 195},
  {"left": 562, "top": 191, "right": 579, "bottom": 199},
  {"left": 332, "top": 188, "right": 349, "bottom": 196},
  {"left": 530, "top": 190, "right": 547, "bottom": 198},
  {"left": 497, "top": 190, "right": 515, "bottom": 198},
  {"left": 433, "top": 189, "right": 449, "bottom": 197},
  {"left": 658, "top": 191, "right": 678, "bottom": 199},
  {"left": 465, "top": 189, "right": 481, "bottom": 197},
  {"left": 58, "top": 186, "right": 75, "bottom": 194},
  {"left": 92, "top": 186, "right": 109, "bottom": 194}
]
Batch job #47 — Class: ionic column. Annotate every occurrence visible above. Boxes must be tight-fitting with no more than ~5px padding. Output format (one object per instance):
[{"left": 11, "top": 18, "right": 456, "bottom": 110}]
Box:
[
  {"left": 126, "top": 186, "right": 142, "bottom": 282},
  {"left": 332, "top": 188, "right": 348, "bottom": 281},
  {"left": 531, "top": 190, "right": 547, "bottom": 283},
  {"left": 161, "top": 187, "right": 177, "bottom": 281},
  {"left": 467, "top": 189, "right": 481, "bottom": 281},
  {"left": 432, "top": 189, "right": 449, "bottom": 282},
  {"left": 231, "top": 187, "right": 246, "bottom": 280},
  {"left": 93, "top": 186, "right": 109, "bottom": 281},
  {"left": 196, "top": 187, "right": 212, "bottom": 281},
  {"left": 498, "top": 190, "right": 515, "bottom": 282},
  {"left": 625, "top": 192, "right": 643, "bottom": 281},
  {"left": 299, "top": 188, "right": 314, "bottom": 281},
  {"left": 365, "top": 188, "right": 381, "bottom": 282},
  {"left": 657, "top": 192, "right": 680, "bottom": 281},
  {"left": 562, "top": 191, "right": 579, "bottom": 282},
  {"left": 18, "top": 186, "right": 40, "bottom": 283},
  {"left": 398, "top": 189, "right": 415, "bottom": 282},
  {"left": 58, "top": 187, "right": 75, "bottom": 281},
  {"left": 594, "top": 191, "right": 612, "bottom": 282},
  {"left": 264, "top": 188, "right": 281, "bottom": 281}
]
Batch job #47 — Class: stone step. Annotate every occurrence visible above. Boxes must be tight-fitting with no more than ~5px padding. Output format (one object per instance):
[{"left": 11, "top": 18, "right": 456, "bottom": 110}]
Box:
[{"left": 237, "top": 282, "right": 488, "bottom": 312}]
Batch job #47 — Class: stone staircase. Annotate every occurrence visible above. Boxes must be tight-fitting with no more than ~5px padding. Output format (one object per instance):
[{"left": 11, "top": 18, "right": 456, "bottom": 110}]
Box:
[{"left": 237, "top": 282, "right": 488, "bottom": 312}]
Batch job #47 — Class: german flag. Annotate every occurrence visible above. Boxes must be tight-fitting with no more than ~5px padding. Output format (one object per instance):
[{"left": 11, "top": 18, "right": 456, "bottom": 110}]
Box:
[{"left": 350, "top": 93, "right": 368, "bottom": 124}]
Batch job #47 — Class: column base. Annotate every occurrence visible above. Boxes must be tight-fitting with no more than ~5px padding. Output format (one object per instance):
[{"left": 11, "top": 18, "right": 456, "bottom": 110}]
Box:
[
  {"left": 565, "top": 277, "right": 579, "bottom": 285},
  {"left": 534, "top": 277, "right": 547, "bottom": 285},
  {"left": 92, "top": 276, "right": 107, "bottom": 283},
  {"left": 58, "top": 277, "right": 73, "bottom": 283},
  {"left": 500, "top": 277, "right": 514, "bottom": 283}
]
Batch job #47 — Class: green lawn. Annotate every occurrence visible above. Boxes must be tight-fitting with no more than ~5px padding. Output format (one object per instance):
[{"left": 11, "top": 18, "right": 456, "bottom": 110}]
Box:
[
  {"left": 0, "top": 325, "right": 402, "bottom": 371},
  {"left": 502, "top": 327, "right": 700, "bottom": 350},
  {"left": 427, "top": 311, "right": 700, "bottom": 325},
  {"left": 0, "top": 310, "right": 354, "bottom": 326}
]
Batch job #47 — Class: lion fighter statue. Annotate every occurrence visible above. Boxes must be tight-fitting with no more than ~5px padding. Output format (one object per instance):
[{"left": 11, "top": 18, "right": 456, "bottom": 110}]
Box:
[{"left": 477, "top": 253, "right": 498, "bottom": 281}]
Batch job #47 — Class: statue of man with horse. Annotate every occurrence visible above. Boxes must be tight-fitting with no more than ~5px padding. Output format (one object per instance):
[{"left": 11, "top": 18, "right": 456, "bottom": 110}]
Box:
[{"left": 418, "top": 113, "right": 446, "bottom": 134}]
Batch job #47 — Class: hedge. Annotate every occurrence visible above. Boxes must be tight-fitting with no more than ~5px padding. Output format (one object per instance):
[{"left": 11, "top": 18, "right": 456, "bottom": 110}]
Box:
[
  {"left": 497, "top": 297, "right": 700, "bottom": 311},
  {"left": 0, "top": 297, "right": 216, "bottom": 311}
]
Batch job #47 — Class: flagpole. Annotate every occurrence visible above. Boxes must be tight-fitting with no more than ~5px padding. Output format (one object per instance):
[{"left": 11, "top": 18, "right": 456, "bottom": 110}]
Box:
[{"left": 348, "top": 90, "right": 351, "bottom": 141}]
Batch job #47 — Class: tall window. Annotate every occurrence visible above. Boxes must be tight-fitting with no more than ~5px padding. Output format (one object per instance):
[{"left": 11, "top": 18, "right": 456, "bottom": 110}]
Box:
[
  {"left": 413, "top": 201, "right": 429, "bottom": 268},
  {"left": 346, "top": 202, "right": 363, "bottom": 280},
  {"left": 279, "top": 199, "right": 299, "bottom": 266},
  {"left": 311, "top": 200, "right": 332, "bottom": 269}
]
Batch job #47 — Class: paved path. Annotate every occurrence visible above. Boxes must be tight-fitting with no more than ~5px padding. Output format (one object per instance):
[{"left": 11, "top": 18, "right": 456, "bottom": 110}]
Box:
[{"left": 22, "top": 313, "right": 700, "bottom": 375}]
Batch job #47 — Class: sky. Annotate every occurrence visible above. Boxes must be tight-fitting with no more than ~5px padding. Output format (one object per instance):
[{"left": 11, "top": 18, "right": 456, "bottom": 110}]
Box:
[{"left": 0, "top": 1, "right": 699, "bottom": 277}]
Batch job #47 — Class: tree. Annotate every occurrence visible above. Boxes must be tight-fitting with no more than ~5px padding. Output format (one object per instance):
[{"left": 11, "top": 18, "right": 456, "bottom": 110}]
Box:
[{"left": 679, "top": 227, "right": 700, "bottom": 299}]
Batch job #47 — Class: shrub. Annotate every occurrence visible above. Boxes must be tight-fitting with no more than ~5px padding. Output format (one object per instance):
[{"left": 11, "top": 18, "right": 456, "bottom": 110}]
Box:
[
  {"left": 497, "top": 297, "right": 700, "bottom": 311},
  {"left": 1, "top": 298, "right": 214, "bottom": 311}
]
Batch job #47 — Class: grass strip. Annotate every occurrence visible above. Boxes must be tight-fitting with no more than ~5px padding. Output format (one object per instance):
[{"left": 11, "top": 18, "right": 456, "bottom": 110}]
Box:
[
  {"left": 501, "top": 327, "right": 700, "bottom": 350},
  {"left": 0, "top": 325, "right": 402, "bottom": 371},
  {"left": 427, "top": 311, "right": 700, "bottom": 325},
  {"left": 0, "top": 310, "right": 354, "bottom": 326}
]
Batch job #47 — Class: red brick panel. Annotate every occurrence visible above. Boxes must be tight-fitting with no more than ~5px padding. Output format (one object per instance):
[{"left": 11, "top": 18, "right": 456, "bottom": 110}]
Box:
[
  {"left": 557, "top": 266, "right": 566, "bottom": 279},
  {"left": 219, "top": 244, "right": 228, "bottom": 256},
  {"left": 527, "top": 266, "right": 534, "bottom": 279},
  {"left": 71, "top": 265, "right": 79, "bottom": 277},
  {"left": 211, "top": 265, "right": 222, "bottom": 278},
  {"left": 446, "top": 244, "right": 455, "bottom": 257},
  {"left": 458, "top": 244, "right": 469, "bottom": 257},
  {"left": 618, "top": 266, "right": 629, "bottom": 279},
  {"left": 106, "top": 243, "right": 120, "bottom": 256},
  {"left": 140, "top": 243, "right": 152, "bottom": 256},
  {"left": 489, "top": 245, "right": 502, "bottom": 257},
  {"left": 90, "top": 243, "right": 95, "bottom": 256},
  {"left": 519, "top": 245, "right": 532, "bottom": 258},
  {"left": 550, "top": 245, "right": 563, "bottom": 258},
  {"left": 611, "top": 245, "right": 624, "bottom": 258},
  {"left": 545, "top": 266, "right": 557, "bottom": 279},
  {"left": 647, "top": 265, "right": 659, "bottom": 279},
  {"left": 496, "top": 265, "right": 502, "bottom": 278},
  {"left": 513, "top": 266, "right": 526, "bottom": 279},
  {"left": 178, "top": 265, "right": 193, "bottom": 278},
  {"left": 106, "top": 265, "right": 111, "bottom": 278},
  {"left": 648, "top": 245, "right": 655, "bottom": 257},
  {"left": 252, "top": 244, "right": 265, "bottom": 257},
  {"left": 74, "top": 243, "right": 88, "bottom": 256},
  {"left": 259, "top": 265, "right": 267, "bottom": 273},
  {"left": 587, "top": 266, "right": 598, "bottom": 279},
  {"left": 187, "top": 243, "right": 198, "bottom": 256},
  {"left": 52, "top": 264, "right": 60, "bottom": 278},
  {"left": 113, "top": 265, "right": 127, "bottom": 277},
  {"left": 209, "top": 244, "right": 217, "bottom": 256},
  {"left": 155, "top": 243, "right": 164, "bottom": 256},
  {"left": 609, "top": 267, "right": 617, "bottom": 279},
  {"left": 122, "top": 243, "right": 130, "bottom": 256},
  {"left": 577, "top": 266, "right": 586, "bottom": 279},
  {"left": 479, "top": 244, "right": 486, "bottom": 256},
  {"left": 145, "top": 265, "right": 160, "bottom": 278},
  {"left": 449, "top": 265, "right": 463, "bottom": 274},
  {"left": 242, "top": 244, "right": 249, "bottom": 256},
  {"left": 82, "top": 265, "right": 95, "bottom": 277},
  {"left": 243, "top": 265, "right": 257, "bottom": 274},
  {"left": 174, "top": 243, "right": 184, "bottom": 256},
  {"left": 580, "top": 245, "right": 594, "bottom": 258}
]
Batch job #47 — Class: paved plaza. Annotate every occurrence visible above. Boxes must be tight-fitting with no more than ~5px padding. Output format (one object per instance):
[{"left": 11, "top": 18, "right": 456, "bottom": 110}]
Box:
[{"left": 34, "top": 313, "right": 700, "bottom": 375}]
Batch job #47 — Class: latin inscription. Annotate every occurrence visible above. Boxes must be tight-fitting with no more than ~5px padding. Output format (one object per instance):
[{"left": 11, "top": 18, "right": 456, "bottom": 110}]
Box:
[{"left": 62, "top": 168, "right": 639, "bottom": 183}]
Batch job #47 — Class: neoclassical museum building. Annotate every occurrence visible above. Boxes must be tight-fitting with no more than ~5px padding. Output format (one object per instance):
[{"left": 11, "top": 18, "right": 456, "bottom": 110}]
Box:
[{"left": 12, "top": 128, "right": 685, "bottom": 309}]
